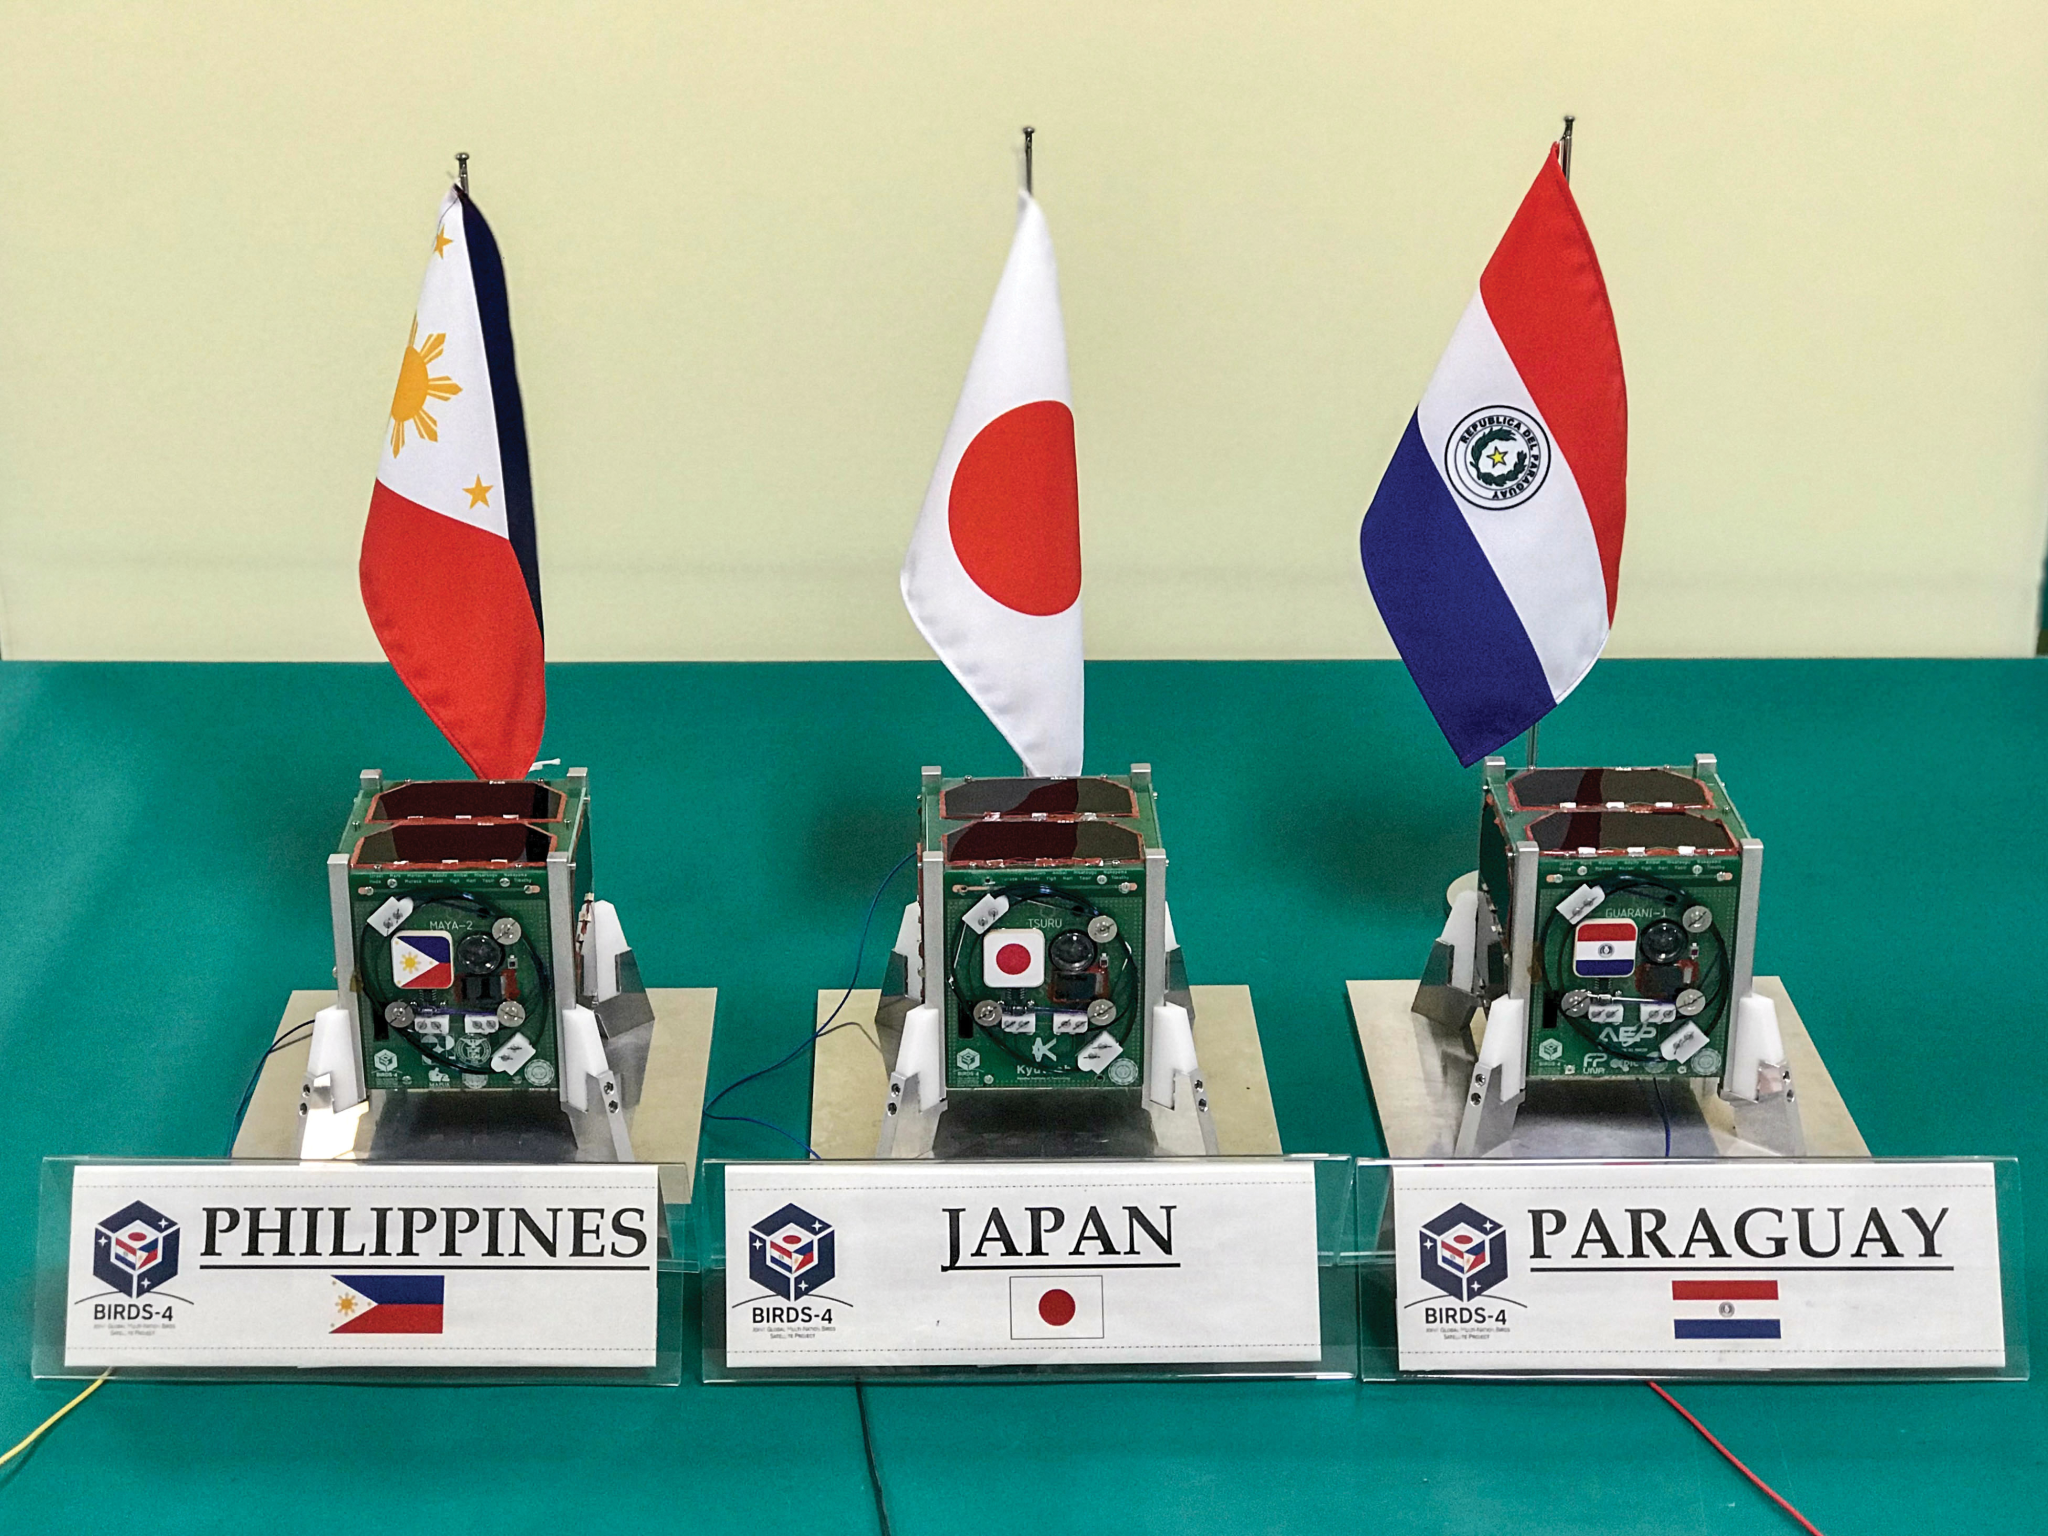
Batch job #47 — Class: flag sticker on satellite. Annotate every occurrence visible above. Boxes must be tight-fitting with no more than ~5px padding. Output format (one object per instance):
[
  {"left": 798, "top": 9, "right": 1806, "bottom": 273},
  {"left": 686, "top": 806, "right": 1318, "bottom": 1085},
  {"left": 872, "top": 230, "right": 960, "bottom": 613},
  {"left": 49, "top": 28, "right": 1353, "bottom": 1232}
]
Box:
[
  {"left": 1009, "top": 1275, "right": 1104, "bottom": 1339},
  {"left": 1573, "top": 918, "right": 1637, "bottom": 978},
  {"left": 983, "top": 927, "right": 1046, "bottom": 988},
  {"left": 391, "top": 930, "right": 454, "bottom": 989}
]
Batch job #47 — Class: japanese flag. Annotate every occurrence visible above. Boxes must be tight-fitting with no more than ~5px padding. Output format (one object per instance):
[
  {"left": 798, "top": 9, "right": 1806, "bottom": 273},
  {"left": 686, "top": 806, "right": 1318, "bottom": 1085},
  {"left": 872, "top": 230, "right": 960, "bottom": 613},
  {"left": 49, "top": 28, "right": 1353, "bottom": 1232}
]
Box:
[
  {"left": 1009, "top": 1275, "right": 1104, "bottom": 1339},
  {"left": 901, "top": 192, "right": 1083, "bottom": 776}
]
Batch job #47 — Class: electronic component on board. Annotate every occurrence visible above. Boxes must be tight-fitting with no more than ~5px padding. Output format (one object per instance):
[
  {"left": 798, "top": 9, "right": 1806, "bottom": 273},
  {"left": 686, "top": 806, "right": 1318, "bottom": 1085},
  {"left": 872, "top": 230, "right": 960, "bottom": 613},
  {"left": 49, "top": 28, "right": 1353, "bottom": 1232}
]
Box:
[
  {"left": 1416, "top": 754, "right": 1801, "bottom": 1156},
  {"left": 296, "top": 768, "right": 652, "bottom": 1159},
  {"left": 875, "top": 765, "right": 1211, "bottom": 1158}
]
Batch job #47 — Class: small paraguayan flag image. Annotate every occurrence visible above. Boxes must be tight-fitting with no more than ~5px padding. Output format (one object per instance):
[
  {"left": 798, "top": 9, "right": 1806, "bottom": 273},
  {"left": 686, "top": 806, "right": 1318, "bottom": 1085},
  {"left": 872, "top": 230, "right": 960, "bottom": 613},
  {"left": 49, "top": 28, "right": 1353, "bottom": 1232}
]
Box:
[
  {"left": 1573, "top": 918, "right": 1638, "bottom": 978},
  {"left": 1672, "top": 1279, "right": 1780, "bottom": 1340}
]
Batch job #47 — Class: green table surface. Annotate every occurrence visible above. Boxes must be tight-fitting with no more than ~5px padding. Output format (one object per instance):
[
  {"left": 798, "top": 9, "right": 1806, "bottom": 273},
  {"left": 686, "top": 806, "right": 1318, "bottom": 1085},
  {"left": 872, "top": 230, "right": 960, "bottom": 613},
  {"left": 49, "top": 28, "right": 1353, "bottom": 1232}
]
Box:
[{"left": 0, "top": 657, "right": 2042, "bottom": 1531}]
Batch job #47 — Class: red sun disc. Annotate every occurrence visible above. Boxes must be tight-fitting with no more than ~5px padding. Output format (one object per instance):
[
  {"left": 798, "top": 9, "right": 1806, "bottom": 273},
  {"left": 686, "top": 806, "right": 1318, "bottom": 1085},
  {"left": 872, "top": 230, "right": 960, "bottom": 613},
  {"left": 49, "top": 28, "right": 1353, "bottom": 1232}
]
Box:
[
  {"left": 1037, "top": 1287, "right": 1077, "bottom": 1327},
  {"left": 947, "top": 400, "right": 1081, "bottom": 616},
  {"left": 995, "top": 943, "right": 1032, "bottom": 975}
]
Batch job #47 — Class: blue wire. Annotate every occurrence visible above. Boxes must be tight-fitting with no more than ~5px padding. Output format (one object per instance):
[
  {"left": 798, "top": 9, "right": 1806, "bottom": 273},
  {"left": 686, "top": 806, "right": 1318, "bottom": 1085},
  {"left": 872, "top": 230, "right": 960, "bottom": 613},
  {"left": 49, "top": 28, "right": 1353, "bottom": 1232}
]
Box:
[
  {"left": 701, "top": 849, "right": 916, "bottom": 1158},
  {"left": 702, "top": 1110, "right": 819, "bottom": 1160}
]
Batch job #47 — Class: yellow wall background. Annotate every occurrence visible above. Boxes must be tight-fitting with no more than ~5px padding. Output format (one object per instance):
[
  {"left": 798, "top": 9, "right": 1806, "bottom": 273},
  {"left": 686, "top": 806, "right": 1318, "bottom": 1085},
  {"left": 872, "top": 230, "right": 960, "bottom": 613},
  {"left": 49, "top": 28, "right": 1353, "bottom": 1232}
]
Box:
[{"left": 3, "top": 2, "right": 2045, "bottom": 661}]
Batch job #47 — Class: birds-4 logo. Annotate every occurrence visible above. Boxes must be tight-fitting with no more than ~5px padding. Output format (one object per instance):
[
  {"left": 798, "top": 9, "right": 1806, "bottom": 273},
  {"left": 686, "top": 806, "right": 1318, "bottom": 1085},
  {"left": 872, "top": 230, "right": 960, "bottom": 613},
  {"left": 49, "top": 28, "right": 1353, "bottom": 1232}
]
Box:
[
  {"left": 94, "top": 1202, "right": 181, "bottom": 1299},
  {"left": 748, "top": 1204, "right": 836, "bottom": 1301},
  {"left": 1420, "top": 1202, "right": 1509, "bottom": 1302}
]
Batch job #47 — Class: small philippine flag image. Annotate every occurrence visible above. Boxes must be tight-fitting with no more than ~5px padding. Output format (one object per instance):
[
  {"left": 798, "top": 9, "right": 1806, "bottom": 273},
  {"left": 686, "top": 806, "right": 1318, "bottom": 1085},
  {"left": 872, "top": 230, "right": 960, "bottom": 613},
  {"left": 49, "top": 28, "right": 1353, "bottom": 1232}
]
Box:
[
  {"left": 1573, "top": 918, "right": 1638, "bottom": 978},
  {"left": 1672, "top": 1279, "right": 1780, "bottom": 1340},
  {"left": 391, "top": 931, "right": 455, "bottom": 990},
  {"left": 332, "top": 1274, "right": 446, "bottom": 1334},
  {"left": 1009, "top": 1275, "right": 1105, "bottom": 1340}
]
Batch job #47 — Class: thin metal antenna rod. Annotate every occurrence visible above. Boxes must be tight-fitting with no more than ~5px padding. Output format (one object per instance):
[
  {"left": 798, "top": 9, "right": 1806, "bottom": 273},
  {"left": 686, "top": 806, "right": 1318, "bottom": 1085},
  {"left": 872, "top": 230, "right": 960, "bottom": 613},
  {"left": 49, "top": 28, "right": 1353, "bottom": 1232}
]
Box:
[
  {"left": 1022, "top": 126, "right": 1035, "bottom": 196},
  {"left": 457, "top": 151, "right": 470, "bottom": 195},
  {"left": 1559, "top": 114, "right": 1574, "bottom": 182}
]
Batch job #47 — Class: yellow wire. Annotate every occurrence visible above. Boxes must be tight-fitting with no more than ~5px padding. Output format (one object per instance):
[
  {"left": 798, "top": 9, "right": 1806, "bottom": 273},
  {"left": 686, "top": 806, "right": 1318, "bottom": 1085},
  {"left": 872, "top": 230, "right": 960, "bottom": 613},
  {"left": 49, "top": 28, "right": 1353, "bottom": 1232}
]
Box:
[{"left": 0, "top": 1371, "right": 111, "bottom": 1469}]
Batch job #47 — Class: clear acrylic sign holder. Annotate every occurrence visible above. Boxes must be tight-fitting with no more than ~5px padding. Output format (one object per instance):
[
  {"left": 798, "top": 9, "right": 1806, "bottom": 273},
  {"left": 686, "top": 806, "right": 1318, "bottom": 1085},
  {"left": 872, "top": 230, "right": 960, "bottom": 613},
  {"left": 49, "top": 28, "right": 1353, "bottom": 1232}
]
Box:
[
  {"left": 35, "top": 1157, "right": 685, "bottom": 1385},
  {"left": 693, "top": 1155, "right": 1363, "bottom": 1384},
  {"left": 1355, "top": 1156, "right": 2027, "bottom": 1383}
]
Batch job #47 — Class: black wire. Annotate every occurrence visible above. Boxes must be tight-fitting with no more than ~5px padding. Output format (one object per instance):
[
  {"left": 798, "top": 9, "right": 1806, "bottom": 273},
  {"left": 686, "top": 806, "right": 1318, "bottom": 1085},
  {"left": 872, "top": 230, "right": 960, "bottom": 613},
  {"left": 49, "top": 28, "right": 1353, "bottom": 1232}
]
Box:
[
  {"left": 225, "top": 1021, "right": 315, "bottom": 1155},
  {"left": 854, "top": 1380, "right": 893, "bottom": 1536}
]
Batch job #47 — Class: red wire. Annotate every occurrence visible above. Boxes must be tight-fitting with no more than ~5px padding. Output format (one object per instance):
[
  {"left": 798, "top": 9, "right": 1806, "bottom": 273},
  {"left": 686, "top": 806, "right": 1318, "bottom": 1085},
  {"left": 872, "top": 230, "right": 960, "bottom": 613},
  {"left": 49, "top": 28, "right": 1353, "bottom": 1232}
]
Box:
[{"left": 1645, "top": 1381, "right": 1825, "bottom": 1536}]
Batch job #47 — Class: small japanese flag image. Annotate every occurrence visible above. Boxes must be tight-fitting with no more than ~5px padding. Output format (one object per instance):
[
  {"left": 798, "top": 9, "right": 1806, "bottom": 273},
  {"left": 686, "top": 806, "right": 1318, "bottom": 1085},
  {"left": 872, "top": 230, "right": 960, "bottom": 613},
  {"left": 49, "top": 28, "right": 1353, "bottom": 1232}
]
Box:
[
  {"left": 391, "top": 930, "right": 455, "bottom": 989},
  {"left": 1009, "top": 1274, "right": 1104, "bottom": 1339},
  {"left": 1573, "top": 918, "right": 1637, "bottom": 978},
  {"left": 983, "top": 927, "right": 1046, "bottom": 988}
]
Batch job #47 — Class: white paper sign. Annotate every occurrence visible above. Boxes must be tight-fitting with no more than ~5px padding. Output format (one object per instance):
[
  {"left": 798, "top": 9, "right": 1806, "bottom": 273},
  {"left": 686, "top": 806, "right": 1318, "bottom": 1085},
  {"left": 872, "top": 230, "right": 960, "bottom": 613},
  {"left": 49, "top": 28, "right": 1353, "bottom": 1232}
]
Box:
[
  {"left": 65, "top": 1163, "right": 661, "bottom": 1369},
  {"left": 1392, "top": 1160, "right": 2006, "bottom": 1373},
  {"left": 722, "top": 1159, "right": 1322, "bottom": 1367}
]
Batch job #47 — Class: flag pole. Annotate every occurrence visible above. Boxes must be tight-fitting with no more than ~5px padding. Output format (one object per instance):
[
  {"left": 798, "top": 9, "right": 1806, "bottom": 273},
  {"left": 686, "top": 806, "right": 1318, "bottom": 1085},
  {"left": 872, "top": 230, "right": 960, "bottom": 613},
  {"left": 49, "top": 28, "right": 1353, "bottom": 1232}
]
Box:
[
  {"left": 457, "top": 151, "right": 470, "bottom": 195},
  {"left": 1521, "top": 113, "right": 1574, "bottom": 774},
  {"left": 1022, "top": 126, "right": 1035, "bottom": 196}
]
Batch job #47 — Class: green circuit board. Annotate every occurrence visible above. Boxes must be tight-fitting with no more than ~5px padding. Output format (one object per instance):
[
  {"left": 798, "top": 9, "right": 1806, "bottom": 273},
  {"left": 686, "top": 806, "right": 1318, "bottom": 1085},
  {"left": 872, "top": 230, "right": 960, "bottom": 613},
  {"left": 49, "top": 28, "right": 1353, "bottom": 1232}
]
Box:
[
  {"left": 1477, "top": 760, "right": 1755, "bottom": 1083},
  {"left": 925, "top": 773, "right": 1161, "bottom": 1094},
  {"left": 333, "top": 774, "right": 591, "bottom": 1095}
]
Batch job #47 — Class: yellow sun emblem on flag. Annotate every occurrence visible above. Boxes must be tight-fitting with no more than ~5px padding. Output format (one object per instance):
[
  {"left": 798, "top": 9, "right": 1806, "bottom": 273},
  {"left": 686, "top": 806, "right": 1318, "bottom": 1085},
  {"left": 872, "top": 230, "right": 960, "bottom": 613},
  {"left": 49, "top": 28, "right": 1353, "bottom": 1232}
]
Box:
[
  {"left": 335, "top": 1293, "right": 358, "bottom": 1317},
  {"left": 389, "top": 316, "right": 462, "bottom": 456}
]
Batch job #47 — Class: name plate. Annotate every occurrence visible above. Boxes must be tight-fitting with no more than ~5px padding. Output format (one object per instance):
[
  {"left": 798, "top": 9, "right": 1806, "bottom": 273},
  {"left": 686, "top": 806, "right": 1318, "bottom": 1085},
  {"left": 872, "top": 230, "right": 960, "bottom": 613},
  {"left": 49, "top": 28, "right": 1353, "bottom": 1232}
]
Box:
[
  {"left": 1393, "top": 1160, "right": 2006, "bottom": 1373},
  {"left": 721, "top": 1159, "right": 1322, "bottom": 1367},
  {"left": 64, "top": 1163, "right": 661, "bottom": 1370}
]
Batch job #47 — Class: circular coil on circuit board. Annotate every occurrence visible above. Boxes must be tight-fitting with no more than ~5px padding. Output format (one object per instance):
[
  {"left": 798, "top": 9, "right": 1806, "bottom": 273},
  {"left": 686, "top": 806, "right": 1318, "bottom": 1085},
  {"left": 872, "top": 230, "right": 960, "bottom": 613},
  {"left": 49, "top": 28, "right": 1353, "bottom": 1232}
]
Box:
[
  {"left": 359, "top": 892, "right": 553, "bottom": 1081},
  {"left": 1536, "top": 877, "right": 1731, "bottom": 1062},
  {"left": 949, "top": 883, "right": 1139, "bottom": 1075}
]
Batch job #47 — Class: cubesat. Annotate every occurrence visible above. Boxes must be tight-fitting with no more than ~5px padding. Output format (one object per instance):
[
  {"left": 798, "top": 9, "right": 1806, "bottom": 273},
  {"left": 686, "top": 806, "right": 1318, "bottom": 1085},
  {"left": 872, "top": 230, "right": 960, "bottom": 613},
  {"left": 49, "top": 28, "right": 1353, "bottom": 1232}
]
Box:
[
  {"left": 297, "top": 769, "right": 651, "bottom": 1159},
  {"left": 1416, "top": 755, "right": 1800, "bottom": 1155},
  {"left": 878, "top": 766, "right": 1211, "bottom": 1157}
]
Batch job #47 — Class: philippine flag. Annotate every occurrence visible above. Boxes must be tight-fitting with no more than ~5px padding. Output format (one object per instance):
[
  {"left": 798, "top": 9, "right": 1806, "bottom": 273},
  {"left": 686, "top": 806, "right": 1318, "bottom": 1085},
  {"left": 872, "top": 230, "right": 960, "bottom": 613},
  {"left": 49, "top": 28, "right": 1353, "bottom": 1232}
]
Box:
[
  {"left": 1009, "top": 1275, "right": 1105, "bottom": 1340},
  {"left": 902, "top": 192, "right": 1083, "bottom": 777},
  {"left": 391, "top": 930, "right": 455, "bottom": 990},
  {"left": 1360, "top": 146, "right": 1626, "bottom": 766},
  {"left": 361, "top": 187, "right": 545, "bottom": 781},
  {"left": 331, "top": 1274, "right": 446, "bottom": 1334}
]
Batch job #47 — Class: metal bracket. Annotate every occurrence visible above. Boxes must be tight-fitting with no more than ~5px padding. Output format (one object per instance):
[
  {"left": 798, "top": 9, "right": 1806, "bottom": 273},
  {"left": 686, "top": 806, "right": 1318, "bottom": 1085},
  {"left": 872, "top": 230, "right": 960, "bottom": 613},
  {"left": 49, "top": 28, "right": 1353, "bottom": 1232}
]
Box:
[{"left": 1454, "top": 997, "right": 1529, "bottom": 1157}]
